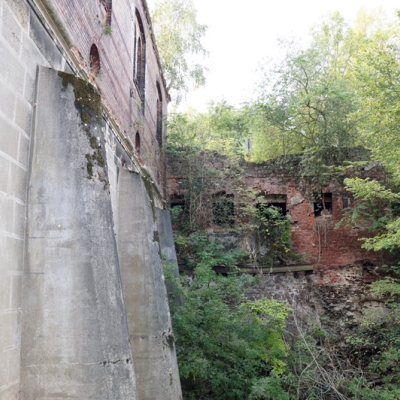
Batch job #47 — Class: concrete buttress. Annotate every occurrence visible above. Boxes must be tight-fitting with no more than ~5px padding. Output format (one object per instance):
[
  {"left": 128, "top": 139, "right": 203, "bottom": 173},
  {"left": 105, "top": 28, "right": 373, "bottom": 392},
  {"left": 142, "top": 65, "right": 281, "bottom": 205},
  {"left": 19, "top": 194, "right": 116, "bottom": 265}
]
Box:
[
  {"left": 21, "top": 67, "right": 138, "bottom": 399},
  {"left": 117, "top": 168, "right": 182, "bottom": 400}
]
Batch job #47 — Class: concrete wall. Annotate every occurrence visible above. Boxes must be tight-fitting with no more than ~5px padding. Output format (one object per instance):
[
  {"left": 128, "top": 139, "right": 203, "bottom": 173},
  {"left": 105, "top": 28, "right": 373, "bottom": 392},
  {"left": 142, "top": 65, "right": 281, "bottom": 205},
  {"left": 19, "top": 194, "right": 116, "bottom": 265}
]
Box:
[
  {"left": 0, "top": 1, "right": 70, "bottom": 397},
  {"left": 117, "top": 170, "right": 182, "bottom": 400},
  {"left": 0, "top": 0, "right": 181, "bottom": 398},
  {"left": 21, "top": 66, "right": 138, "bottom": 399}
]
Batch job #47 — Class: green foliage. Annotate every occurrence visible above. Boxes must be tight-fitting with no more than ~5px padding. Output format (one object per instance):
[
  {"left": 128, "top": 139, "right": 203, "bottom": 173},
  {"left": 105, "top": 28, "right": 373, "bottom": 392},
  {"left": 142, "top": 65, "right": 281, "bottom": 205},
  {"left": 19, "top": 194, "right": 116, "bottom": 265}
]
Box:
[
  {"left": 254, "top": 204, "right": 294, "bottom": 265},
  {"left": 249, "top": 13, "right": 362, "bottom": 164},
  {"left": 150, "top": 0, "right": 208, "bottom": 103},
  {"left": 249, "top": 375, "right": 289, "bottom": 400},
  {"left": 167, "top": 235, "right": 291, "bottom": 399},
  {"left": 167, "top": 101, "right": 248, "bottom": 156},
  {"left": 103, "top": 24, "right": 112, "bottom": 35},
  {"left": 336, "top": 177, "right": 400, "bottom": 251}
]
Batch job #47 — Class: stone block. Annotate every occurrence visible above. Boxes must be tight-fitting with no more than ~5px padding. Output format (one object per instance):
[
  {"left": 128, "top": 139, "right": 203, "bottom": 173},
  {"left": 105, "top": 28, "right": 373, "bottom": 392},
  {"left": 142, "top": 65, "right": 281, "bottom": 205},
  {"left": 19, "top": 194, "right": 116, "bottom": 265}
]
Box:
[
  {"left": 0, "top": 117, "right": 19, "bottom": 160},
  {"left": 0, "top": 348, "right": 9, "bottom": 387},
  {"left": 20, "top": 31, "right": 47, "bottom": 78},
  {"left": 0, "top": 154, "right": 10, "bottom": 193},
  {"left": 0, "top": 79, "right": 16, "bottom": 119},
  {"left": 23, "top": 71, "right": 35, "bottom": 104},
  {"left": 0, "top": 194, "right": 14, "bottom": 233},
  {"left": 18, "top": 133, "right": 30, "bottom": 167},
  {"left": 1, "top": 4, "right": 22, "bottom": 55},
  {"left": 6, "top": 345, "right": 21, "bottom": 383},
  {"left": 0, "top": 312, "right": 19, "bottom": 349},
  {"left": 13, "top": 201, "right": 25, "bottom": 238},
  {"left": 0, "top": 39, "right": 24, "bottom": 96},
  {"left": 9, "top": 163, "right": 27, "bottom": 201},
  {"left": 4, "top": 0, "right": 29, "bottom": 30},
  {"left": 28, "top": 10, "right": 61, "bottom": 70},
  {"left": 10, "top": 275, "right": 22, "bottom": 310},
  {"left": 15, "top": 96, "right": 32, "bottom": 133},
  {"left": 0, "top": 234, "right": 24, "bottom": 271},
  {"left": 0, "top": 383, "right": 19, "bottom": 400},
  {"left": 0, "top": 274, "right": 11, "bottom": 310}
]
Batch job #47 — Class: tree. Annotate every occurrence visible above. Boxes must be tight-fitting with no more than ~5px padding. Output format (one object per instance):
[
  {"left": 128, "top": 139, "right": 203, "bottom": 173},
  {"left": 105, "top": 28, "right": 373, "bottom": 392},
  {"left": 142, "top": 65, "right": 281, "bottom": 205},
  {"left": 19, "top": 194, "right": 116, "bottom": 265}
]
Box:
[
  {"left": 249, "top": 13, "right": 362, "bottom": 163},
  {"left": 339, "top": 11, "right": 400, "bottom": 253},
  {"left": 167, "top": 101, "right": 248, "bottom": 156},
  {"left": 150, "top": 0, "right": 208, "bottom": 103}
]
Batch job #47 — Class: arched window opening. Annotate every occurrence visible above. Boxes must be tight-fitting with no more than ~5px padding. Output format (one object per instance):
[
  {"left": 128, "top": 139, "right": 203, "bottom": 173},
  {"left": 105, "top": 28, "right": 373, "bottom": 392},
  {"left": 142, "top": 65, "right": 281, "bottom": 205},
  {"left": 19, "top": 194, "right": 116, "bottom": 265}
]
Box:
[
  {"left": 134, "top": 10, "right": 146, "bottom": 104},
  {"left": 156, "top": 82, "right": 163, "bottom": 148},
  {"left": 135, "top": 132, "right": 141, "bottom": 155},
  {"left": 133, "top": 29, "right": 137, "bottom": 77},
  {"left": 90, "top": 44, "right": 100, "bottom": 76},
  {"left": 100, "top": 0, "right": 112, "bottom": 26}
]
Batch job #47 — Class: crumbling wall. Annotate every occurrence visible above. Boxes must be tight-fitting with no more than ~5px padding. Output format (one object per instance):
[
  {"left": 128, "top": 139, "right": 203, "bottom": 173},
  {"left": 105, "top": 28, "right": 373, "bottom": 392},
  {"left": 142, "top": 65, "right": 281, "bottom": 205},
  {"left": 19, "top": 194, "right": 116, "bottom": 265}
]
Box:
[
  {"left": 246, "top": 261, "right": 384, "bottom": 338},
  {"left": 167, "top": 150, "right": 384, "bottom": 275}
]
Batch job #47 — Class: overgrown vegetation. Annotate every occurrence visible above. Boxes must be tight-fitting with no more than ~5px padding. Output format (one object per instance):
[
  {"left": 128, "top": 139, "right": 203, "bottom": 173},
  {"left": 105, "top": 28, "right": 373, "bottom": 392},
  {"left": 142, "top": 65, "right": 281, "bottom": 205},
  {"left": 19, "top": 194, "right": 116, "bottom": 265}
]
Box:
[
  {"left": 165, "top": 235, "right": 292, "bottom": 399},
  {"left": 152, "top": 3, "right": 400, "bottom": 398}
]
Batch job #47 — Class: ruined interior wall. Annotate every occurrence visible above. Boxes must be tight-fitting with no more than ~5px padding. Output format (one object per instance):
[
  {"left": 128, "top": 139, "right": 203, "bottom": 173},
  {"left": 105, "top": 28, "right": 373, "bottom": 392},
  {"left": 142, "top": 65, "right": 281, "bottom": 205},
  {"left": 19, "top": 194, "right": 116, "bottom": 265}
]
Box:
[
  {"left": 0, "top": 1, "right": 71, "bottom": 397},
  {"left": 167, "top": 152, "right": 384, "bottom": 275},
  {"left": 244, "top": 160, "right": 384, "bottom": 276}
]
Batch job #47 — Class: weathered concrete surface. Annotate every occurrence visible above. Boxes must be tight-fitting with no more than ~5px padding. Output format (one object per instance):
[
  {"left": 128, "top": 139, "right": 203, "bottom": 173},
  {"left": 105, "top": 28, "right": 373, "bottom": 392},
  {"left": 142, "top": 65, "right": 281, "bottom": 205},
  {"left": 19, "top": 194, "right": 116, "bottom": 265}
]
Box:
[
  {"left": 21, "top": 67, "right": 137, "bottom": 399},
  {"left": 156, "top": 208, "right": 183, "bottom": 306},
  {"left": 0, "top": 0, "right": 58, "bottom": 397},
  {"left": 117, "top": 170, "right": 182, "bottom": 400}
]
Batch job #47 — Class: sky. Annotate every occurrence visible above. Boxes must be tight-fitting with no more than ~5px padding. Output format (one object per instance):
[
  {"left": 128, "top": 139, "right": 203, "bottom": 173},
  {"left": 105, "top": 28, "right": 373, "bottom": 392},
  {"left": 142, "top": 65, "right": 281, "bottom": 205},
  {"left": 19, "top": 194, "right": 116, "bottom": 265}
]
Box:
[{"left": 179, "top": 0, "right": 399, "bottom": 112}]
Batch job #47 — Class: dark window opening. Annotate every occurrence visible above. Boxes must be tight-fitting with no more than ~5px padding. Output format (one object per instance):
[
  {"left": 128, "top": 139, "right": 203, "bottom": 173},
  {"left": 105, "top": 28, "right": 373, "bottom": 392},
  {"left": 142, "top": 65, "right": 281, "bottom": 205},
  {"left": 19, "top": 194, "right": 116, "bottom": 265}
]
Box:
[
  {"left": 171, "top": 195, "right": 185, "bottom": 210},
  {"left": 313, "top": 193, "right": 332, "bottom": 217},
  {"left": 134, "top": 10, "right": 146, "bottom": 105},
  {"left": 133, "top": 29, "right": 137, "bottom": 77},
  {"left": 135, "top": 132, "right": 141, "bottom": 155},
  {"left": 99, "top": 0, "right": 112, "bottom": 26},
  {"left": 156, "top": 82, "right": 163, "bottom": 148},
  {"left": 213, "top": 192, "right": 234, "bottom": 227},
  {"left": 90, "top": 44, "right": 100, "bottom": 76},
  {"left": 256, "top": 195, "right": 287, "bottom": 216}
]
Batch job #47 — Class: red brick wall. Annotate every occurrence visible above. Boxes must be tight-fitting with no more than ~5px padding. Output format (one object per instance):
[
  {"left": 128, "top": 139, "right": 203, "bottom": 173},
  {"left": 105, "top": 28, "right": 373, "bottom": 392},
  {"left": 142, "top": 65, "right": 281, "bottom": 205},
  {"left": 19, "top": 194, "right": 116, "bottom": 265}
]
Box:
[
  {"left": 167, "top": 153, "right": 384, "bottom": 274},
  {"left": 52, "top": 0, "right": 168, "bottom": 186}
]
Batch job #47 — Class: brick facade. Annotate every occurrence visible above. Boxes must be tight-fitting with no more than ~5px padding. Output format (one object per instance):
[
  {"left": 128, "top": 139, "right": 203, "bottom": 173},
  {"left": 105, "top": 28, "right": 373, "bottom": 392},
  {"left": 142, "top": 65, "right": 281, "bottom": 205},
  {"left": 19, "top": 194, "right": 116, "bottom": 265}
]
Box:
[
  {"left": 50, "top": 0, "right": 168, "bottom": 188},
  {"left": 167, "top": 150, "right": 384, "bottom": 278}
]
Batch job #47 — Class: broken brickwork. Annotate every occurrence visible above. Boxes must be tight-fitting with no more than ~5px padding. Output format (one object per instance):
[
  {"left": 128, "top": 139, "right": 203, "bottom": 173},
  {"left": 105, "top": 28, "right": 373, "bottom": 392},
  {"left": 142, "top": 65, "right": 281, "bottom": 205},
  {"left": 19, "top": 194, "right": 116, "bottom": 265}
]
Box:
[{"left": 167, "top": 148, "right": 386, "bottom": 277}]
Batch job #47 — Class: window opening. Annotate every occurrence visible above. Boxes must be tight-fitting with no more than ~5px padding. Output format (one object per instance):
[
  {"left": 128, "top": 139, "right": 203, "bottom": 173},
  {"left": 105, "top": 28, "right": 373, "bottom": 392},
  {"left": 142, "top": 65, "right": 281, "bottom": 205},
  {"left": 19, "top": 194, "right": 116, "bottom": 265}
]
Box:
[
  {"left": 313, "top": 193, "right": 332, "bottom": 217},
  {"left": 99, "top": 0, "right": 112, "bottom": 27},
  {"left": 171, "top": 195, "right": 185, "bottom": 210},
  {"left": 212, "top": 192, "right": 234, "bottom": 227},
  {"left": 133, "top": 28, "right": 137, "bottom": 77},
  {"left": 256, "top": 195, "right": 287, "bottom": 216},
  {"left": 134, "top": 10, "right": 146, "bottom": 104},
  {"left": 90, "top": 44, "right": 100, "bottom": 76},
  {"left": 156, "top": 82, "right": 163, "bottom": 148},
  {"left": 135, "top": 132, "right": 141, "bottom": 155}
]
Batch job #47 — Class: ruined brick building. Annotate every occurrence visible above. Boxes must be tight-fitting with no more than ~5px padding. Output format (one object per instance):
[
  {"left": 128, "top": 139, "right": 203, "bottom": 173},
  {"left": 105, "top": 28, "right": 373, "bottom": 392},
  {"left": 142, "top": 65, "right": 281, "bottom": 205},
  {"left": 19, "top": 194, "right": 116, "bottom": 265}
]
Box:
[
  {"left": 167, "top": 149, "right": 384, "bottom": 283},
  {"left": 0, "top": 0, "right": 389, "bottom": 399},
  {"left": 0, "top": 0, "right": 182, "bottom": 399}
]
